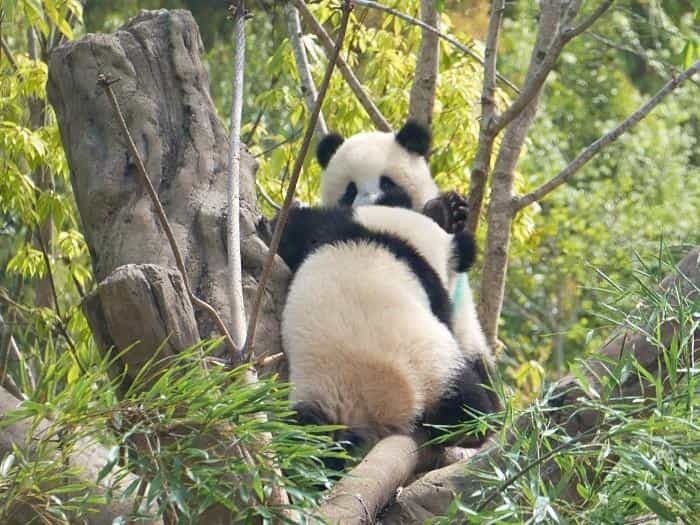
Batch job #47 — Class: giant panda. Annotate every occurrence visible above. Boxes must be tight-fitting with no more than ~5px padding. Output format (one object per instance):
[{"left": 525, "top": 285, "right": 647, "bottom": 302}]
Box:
[
  {"left": 274, "top": 204, "right": 499, "bottom": 463},
  {"left": 316, "top": 120, "right": 493, "bottom": 382}
]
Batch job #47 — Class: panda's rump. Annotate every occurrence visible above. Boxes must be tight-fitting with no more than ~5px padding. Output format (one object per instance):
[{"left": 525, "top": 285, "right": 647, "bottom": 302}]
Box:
[{"left": 282, "top": 242, "right": 463, "bottom": 436}]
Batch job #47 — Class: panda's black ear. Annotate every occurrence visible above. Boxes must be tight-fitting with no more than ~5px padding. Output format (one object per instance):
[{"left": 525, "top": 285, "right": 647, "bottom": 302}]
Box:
[
  {"left": 396, "top": 119, "right": 431, "bottom": 156},
  {"left": 452, "top": 230, "right": 477, "bottom": 272},
  {"left": 317, "top": 133, "right": 345, "bottom": 168}
]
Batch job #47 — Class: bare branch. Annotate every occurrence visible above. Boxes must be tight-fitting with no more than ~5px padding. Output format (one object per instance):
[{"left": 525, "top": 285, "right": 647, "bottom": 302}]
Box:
[
  {"left": 34, "top": 223, "right": 86, "bottom": 373},
  {"left": 513, "top": 61, "right": 699, "bottom": 211},
  {"left": 294, "top": 0, "right": 391, "bottom": 132},
  {"left": 0, "top": 36, "right": 19, "bottom": 70},
  {"left": 97, "top": 75, "right": 240, "bottom": 359},
  {"left": 255, "top": 179, "right": 281, "bottom": 211},
  {"left": 492, "top": 0, "right": 614, "bottom": 136},
  {"left": 566, "top": 0, "right": 615, "bottom": 38},
  {"left": 0, "top": 312, "right": 26, "bottom": 400},
  {"left": 319, "top": 433, "right": 431, "bottom": 524},
  {"left": 285, "top": 2, "right": 328, "bottom": 137},
  {"left": 465, "top": 0, "right": 506, "bottom": 235},
  {"left": 408, "top": 0, "right": 439, "bottom": 127},
  {"left": 244, "top": 1, "right": 353, "bottom": 360},
  {"left": 227, "top": 1, "right": 248, "bottom": 351},
  {"left": 477, "top": 0, "right": 562, "bottom": 345},
  {"left": 353, "top": 0, "right": 519, "bottom": 94}
]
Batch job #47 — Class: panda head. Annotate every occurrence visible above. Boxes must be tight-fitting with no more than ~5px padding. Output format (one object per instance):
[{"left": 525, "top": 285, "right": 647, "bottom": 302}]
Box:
[{"left": 318, "top": 120, "right": 439, "bottom": 211}]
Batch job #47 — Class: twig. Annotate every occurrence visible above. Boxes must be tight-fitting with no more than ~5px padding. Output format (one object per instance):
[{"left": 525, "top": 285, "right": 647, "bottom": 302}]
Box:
[
  {"left": 408, "top": 0, "right": 439, "bottom": 128},
  {"left": 587, "top": 32, "right": 700, "bottom": 88},
  {"left": 492, "top": 0, "right": 614, "bottom": 136},
  {"left": 465, "top": 0, "right": 506, "bottom": 235},
  {"left": 0, "top": 36, "right": 18, "bottom": 71},
  {"left": 244, "top": 1, "right": 353, "bottom": 360},
  {"left": 294, "top": 0, "right": 391, "bottom": 132},
  {"left": 34, "top": 224, "right": 86, "bottom": 374},
  {"left": 513, "top": 61, "right": 699, "bottom": 211},
  {"left": 226, "top": 0, "right": 248, "bottom": 353},
  {"left": 353, "top": 0, "right": 520, "bottom": 94},
  {"left": 252, "top": 129, "right": 302, "bottom": 158},
  {"left": 285, "top": 2, "right": 329, "bottom": 137},
  {"left": 97, "top": 75, "right": 239, "bottom": 358},
  {"left": 255, "top": 180, "right": 281, "bottom": 211},
  {"left": 566, "top": 0, "right": 616, "bottom": 38},
  {"left": 0, "top": 312, "right": 27, "bottom": 400}
]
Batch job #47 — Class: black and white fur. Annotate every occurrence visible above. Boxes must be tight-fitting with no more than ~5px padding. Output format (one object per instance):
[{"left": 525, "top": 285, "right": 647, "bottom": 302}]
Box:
[
  {"left": 317, "top": 120, "right": 493, "bottom": 388},
  {"left": 318, "top": 120, "right": 438, "bottom": 212},
  {"left": 275, "top": 205, "right": 499, "bottom": 458}
]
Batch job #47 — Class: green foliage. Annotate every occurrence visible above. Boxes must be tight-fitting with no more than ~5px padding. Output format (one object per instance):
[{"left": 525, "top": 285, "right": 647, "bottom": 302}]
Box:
[
  {"left": 1, "top": 0, "right": 698, "bottom": 522},
  {"left": 498, "top": 0, "right": 699, "bottom": 391},
  {"left": 0, "top": 342, "right": 343, "bottom": 522},
  {"left": 430, "top": 248, "right": 700, "bottom": 523}
]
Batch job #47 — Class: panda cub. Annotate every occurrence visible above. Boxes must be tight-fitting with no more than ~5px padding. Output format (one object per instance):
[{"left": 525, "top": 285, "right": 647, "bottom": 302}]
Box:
[
  {"left": 275, "top": 204, "right": 499, "bottom": 456},
  {"left": 317, "top": 120, "right": 494, "bottom": 389}
]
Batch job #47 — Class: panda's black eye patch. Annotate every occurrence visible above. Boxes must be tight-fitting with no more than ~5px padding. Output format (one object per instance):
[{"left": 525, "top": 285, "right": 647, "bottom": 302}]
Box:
[
  {"left": 339, "top": 181, "right": 358, "bottom": 206},
  {"left": 380, "top": 176, "right": 397, "bottom": 191}
]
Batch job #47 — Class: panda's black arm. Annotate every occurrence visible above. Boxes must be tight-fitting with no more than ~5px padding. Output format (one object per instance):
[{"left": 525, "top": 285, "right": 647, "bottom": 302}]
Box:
[{"left": 422, "top": 191, "right": 469, "bottom": 234}]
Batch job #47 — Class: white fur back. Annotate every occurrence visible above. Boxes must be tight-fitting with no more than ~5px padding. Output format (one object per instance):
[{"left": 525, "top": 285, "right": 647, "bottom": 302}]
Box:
[
  {"left": 321, "top": 131, "right": 438, "bottom": 210},
  {"left": 354, "top": 206, "right": 493, "bottom": 367},
  {"left": 282, "top": 241, "right": 464, "bottom": 439},
  {"left": 354, "top": 206, "right": 452, "bottom": 285}
]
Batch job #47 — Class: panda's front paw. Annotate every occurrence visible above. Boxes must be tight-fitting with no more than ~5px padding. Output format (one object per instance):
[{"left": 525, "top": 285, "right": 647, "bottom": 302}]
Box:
[
  {"left": 444, "top": 191, "right": 468, "bottom": 233},
  {"left": 422, "top": 191, "right": 469, "bottom": 233}
]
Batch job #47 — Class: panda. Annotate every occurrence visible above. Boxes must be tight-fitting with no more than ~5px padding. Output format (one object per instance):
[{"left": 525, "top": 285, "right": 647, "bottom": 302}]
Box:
[
  {"left": 316, "top": 120, "right": 493, "bottom": 382},
  {"left": 274, "top": 204, "right": 500, "bottom": 463}
]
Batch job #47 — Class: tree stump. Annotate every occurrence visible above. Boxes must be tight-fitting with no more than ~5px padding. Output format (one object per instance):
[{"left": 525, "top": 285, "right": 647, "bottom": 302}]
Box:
[{"left": 47, "top": 9, "right": 289, "bottom": 378}]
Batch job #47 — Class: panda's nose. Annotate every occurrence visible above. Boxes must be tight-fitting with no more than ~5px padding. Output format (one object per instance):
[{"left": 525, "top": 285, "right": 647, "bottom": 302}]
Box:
[{"left": 355, "top": 191, "right": 381, "bottom": 206}]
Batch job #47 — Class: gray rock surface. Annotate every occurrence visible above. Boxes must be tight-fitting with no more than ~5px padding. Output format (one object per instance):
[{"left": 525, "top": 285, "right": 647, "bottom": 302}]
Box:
[{"left": 47, "top": 9, "right": 289, "bottom": 373}]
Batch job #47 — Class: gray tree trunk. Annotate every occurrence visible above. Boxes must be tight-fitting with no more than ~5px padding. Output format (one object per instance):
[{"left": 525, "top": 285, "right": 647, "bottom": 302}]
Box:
[{"left": 47, "top": 10, "right": 289, "bottom": 378}]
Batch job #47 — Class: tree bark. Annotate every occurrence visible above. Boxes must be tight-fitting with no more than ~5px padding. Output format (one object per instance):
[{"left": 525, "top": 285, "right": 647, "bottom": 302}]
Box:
[
  {"left": 408, "top": 0, "right": 439, "bottom": 128},
  {"left": 381, "top": 247, "right": 700, "bottom": 523},
  {"left": 477, "top": 0, "right": 562, "bottom": 345},
  {"left": 47, "top": 10, "right": 290, "bottom": 373}
]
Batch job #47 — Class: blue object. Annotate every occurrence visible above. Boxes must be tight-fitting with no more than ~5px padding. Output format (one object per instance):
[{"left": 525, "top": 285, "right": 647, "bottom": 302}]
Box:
[{"left": 452, "top": 272, "right": 467, "bottom": 310}]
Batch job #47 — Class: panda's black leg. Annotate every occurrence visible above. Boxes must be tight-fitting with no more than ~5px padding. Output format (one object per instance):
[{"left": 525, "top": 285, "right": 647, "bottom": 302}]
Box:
[
  {"left": 423, "top": 359, "right": 500, "bottom": 447},
  {"left": 292, "top": 401, "right": 351, "bottom": 474}
]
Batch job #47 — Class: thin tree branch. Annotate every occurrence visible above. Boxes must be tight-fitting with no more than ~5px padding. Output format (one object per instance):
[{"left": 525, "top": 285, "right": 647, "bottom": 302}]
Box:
[
  {"left": 0, "top": 312, "right": 26, "bottom": 400},
  {"left": 465, "top": 0, "right": 506, "bottom": 235},
  {"left": 408, "top": 0, "right": 439, "bottom": 128},
  {"left": 255, "top": 180, "right": 281, "bottom": 211},
  {"left": 477, "top": 0, "right": 562, "bottom": 345},
  {"left": 97, "top": 75, "right": 240, "bottom": 359},
  {"left": 35, "top": 224, "right": 86, "bottom": 374},
  {"left": 492, "top": 0, "right": 614, "bottom": 136},
  {"left": 243, "top": 1, "right": 353, "bottom": 360},
  {"left": 353, "top": 0, "right": 519, "bottom": 94},
  {"left": 0, "top": 36, "right": 18, "bottom": 70},
  {"left": 294, "top": 0, "right": 392, "bottom": 132},
  {"left": 513, "top": 61, "right": 699, "bottom": 212},
  {"left": 566, "top": 0, "right": 616, "bottom": 38},
  {"left": 226, "top": 1, "right": 248, "bottom": 352},
  {"left": 225, "top": 7, "right": 293, "bottom": 511},
  {"left": 285, "top": 2, "right": 328, "bottom": 137}
]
